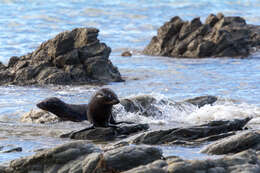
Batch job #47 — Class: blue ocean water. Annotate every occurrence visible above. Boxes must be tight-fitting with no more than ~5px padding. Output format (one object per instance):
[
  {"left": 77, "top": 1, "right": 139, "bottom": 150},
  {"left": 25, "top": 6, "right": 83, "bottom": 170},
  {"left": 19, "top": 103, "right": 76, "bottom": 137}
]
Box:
[{"left": 0, "top": 0, "right": 260, "bottom": 164}]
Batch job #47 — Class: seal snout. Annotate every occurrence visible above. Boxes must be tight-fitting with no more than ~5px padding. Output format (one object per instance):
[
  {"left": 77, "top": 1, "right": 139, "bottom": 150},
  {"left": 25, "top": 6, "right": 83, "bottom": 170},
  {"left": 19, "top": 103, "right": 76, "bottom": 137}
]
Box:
[
  {"left": 103, "top": 94, "right": 120, "bottom": 105},
  {"left": 36, "top": 97, "right": 63, "bottom": 111},
  {"left": 110, "top": 97, "right": 120, "bottom": 105},
  {"left": 36, "top": 101, "right": 46, "bottom": 110}
]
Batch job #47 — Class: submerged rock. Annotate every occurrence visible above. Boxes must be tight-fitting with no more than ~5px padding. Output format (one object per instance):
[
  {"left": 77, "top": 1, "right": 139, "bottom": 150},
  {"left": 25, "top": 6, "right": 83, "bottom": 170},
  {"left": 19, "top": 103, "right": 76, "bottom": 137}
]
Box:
[
  {"left": 0, "top": 28, "right": 122, "bottom": 86},
  {"left": 8, "top": 141, "right": 162, "bottom": 173},
  {"left": 1, "top": 147, "right": 22, "bottom": 153},
  {"left": 201, "top": 131, "right": 260, "bottom": 155},
  {"left": 121, "top": 51, "right": 132, "bottom": 57},
  {"left": 144, "top": 13, "right": 260, "bottom": 58},
  {"left": 120, "top": 95, "right": 161, "bottom": 117},
  {"left": 60, "top": 123, "right": 149, "bottom": 141},
  {"left": 184, "top": 95, "right": 217, "bottom": 108},
  {"left": 133, "top": 117, "right": 251, "bottom": 145}
]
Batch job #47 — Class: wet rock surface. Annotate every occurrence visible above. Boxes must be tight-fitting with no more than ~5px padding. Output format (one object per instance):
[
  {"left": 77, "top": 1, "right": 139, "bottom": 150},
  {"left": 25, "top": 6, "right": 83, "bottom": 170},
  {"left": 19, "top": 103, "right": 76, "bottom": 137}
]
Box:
[
  {"left": 6, "top": 141, "right": 162, "bottom": 173},
  {"left": 123, "top": 160, "right": 168, "bottom": 173},
  {"left": 0, "top": 28, "right": 122, "bottom": 86},
  {"left": 60, "top": 123, "right": 150, "bottom": 141},
  {"left": 5, "top": 141, "right": 260, "bottom": 173},
  {"left": 144, "top": 13, "right": 260, "bottom": 58},
  {"left": 133, "top": 118, "right": 251, "bottom": 145},
  {"left": 166, "top": 149, "right": 260, "bottom": 173},
  {"left": 201, "top": 131, "right": 260, "bottom": 155},
  {"left": 184, "top": 95, "right": 217, "bottom": 108}
]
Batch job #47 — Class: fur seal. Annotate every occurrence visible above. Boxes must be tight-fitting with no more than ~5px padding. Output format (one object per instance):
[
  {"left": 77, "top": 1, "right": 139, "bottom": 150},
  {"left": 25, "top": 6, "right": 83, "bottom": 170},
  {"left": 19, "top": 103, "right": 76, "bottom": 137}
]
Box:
[
  {"left": 37, "top": 97, "right": 88, "bottom": 122},
  {"left": 87, "top": 88, "right": 120, "bottom": 127},
  {"left": 37, "top": 88, "right": 131, "bottom": 126}
]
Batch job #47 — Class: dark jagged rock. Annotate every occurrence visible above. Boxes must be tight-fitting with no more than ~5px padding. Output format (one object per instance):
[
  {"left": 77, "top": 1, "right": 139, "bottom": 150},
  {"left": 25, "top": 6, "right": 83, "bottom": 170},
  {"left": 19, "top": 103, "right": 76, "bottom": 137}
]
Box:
[
  {"left": 144, "top": 13, "right": 260, "bottom": 58},
  {"left": 60, "top": 123, "right": 149, "bottom": 141},
  {"left": 0, "top": 28, "right": 123, "bottom": 86},
  {"left": 201, "top": 131, "right": 260, "bottom": 155},
  {"left": 133, "top": 117, "right": 251, "bottom": 145},
  {"left": 8, "top": 141, "right": 162, "bottom": 173}
]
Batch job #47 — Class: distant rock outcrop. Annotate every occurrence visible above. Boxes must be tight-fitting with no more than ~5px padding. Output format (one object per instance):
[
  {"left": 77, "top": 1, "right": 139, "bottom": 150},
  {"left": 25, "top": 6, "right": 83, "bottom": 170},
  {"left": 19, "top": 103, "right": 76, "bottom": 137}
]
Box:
[
  {"left": 0, "top": 28, "right": 123, "bottom": 85},
  {"left": 144, "top": 13, "right": 260, "bottom": 58}
]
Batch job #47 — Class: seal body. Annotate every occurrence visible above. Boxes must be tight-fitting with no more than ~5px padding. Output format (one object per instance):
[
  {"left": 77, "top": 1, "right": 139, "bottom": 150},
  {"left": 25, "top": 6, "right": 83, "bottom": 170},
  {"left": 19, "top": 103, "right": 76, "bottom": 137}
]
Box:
[
  {"left": 87, "top": 88, "right": 120, "bottom": 127},
  {"left": 37, "top": 97, "right": 88, "bottom": 122},
  {"left": 36, "top": 88, "right": 120, "bottom": 125}
]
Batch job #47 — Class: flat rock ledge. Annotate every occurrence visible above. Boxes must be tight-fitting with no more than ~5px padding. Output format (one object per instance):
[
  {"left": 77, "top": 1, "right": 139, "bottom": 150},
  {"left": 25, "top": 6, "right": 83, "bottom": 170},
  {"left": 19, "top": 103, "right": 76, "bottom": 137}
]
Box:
[
  {"left": 133, "top": 117, "right": 251, "bottom": 145},
  {"left": 0, "top": 27, "right": 122, "bottom": 86},
  {"left": 60, "top": 123, "right": 150, "bottom": 141},
  {"left": 2, "top": 141, "right": 260, "bottom": 173},
  {"left": 201, "top": 131, "right": 260, "bottom": 155},
  {"left": 144, "top": 13, "right": 260, "bottom": 58}
]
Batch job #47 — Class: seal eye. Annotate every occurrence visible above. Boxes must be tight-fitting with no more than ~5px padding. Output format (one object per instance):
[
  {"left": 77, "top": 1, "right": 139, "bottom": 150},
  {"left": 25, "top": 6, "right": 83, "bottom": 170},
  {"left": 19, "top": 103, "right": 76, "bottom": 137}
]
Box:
[{"left": 96, "top": 93, "right": 104, "bottom": 98}]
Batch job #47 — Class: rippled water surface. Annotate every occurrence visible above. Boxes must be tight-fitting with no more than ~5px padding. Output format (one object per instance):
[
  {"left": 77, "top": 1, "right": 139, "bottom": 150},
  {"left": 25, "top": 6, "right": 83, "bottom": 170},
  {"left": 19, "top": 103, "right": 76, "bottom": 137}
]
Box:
[{"left": 1, "top": 0, "right": 260, "bottom": 164}]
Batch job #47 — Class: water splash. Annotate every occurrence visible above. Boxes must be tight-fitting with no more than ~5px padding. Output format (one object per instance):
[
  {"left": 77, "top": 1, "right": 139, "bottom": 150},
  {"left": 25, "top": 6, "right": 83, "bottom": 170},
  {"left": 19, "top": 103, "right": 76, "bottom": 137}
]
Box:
[{"left": 114, "top": 95, "right": 260, "bottom": 126}]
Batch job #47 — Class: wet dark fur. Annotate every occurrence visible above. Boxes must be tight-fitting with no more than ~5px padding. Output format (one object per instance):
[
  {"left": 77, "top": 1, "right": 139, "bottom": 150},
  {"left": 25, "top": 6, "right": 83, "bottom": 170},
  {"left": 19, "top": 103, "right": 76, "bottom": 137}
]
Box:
[
  {"left": 37, "top": 97, "right": 88, "bottom": 122},
  {"left": 87, "top": 88, "right": 120, "bottom": 127},
  {"left": 37, "top": 88, "right": 126, "bottom": 126}
]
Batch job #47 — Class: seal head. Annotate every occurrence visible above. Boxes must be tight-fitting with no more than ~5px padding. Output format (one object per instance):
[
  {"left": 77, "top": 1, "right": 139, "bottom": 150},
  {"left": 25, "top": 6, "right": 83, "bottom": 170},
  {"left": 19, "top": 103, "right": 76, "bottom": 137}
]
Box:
[{"left": 87, "top": 88, "right": 120, "bottom": 127}]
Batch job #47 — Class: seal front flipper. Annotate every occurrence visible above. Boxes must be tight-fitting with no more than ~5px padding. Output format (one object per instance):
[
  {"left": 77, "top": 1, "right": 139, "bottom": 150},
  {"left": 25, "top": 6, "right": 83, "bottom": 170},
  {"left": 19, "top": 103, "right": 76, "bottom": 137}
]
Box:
[
  {"left": 37, "top": 97, "right": 87, "bottom": 122},
  {"left": 68, "top": 125, "right": 95, "bottom": 138}
]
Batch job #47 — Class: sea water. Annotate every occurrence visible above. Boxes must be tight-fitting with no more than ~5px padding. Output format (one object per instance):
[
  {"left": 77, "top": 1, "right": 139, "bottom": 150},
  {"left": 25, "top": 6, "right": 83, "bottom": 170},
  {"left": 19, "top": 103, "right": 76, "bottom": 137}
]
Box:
[{"left": 0, "top": 0, "right": 260, "bottom": 164}]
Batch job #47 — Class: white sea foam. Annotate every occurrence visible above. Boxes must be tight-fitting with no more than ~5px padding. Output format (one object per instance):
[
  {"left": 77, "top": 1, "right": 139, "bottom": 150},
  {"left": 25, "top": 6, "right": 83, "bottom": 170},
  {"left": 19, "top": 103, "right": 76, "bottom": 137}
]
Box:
[
  {"left": 114, "top": 94, "right": 260, "bottom": 126},
  {"left": 184, "top": 103, "right": 260, "bottom": 124},
  {"left": 114, "top": 94, "right": 198, "bottom": 125}
]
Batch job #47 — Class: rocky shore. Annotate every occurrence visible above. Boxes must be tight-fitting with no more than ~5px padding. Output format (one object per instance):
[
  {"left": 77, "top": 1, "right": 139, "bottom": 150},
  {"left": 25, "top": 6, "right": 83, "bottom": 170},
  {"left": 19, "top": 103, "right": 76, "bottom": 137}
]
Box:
[
  {"left": 1, "top": 13, "right": 260, "bottom": 173},
  {"left": 144, "top": 13, "right": 260, "bottom": 58},
  {"left": 0, "top": 28, "right": 122, "bottom": 86},
  {"left": 1, "top": 117, "right": 260, "bottom": 173},
  {"left": 0, "top": 95, "right": 255, "bottom": 172}
]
